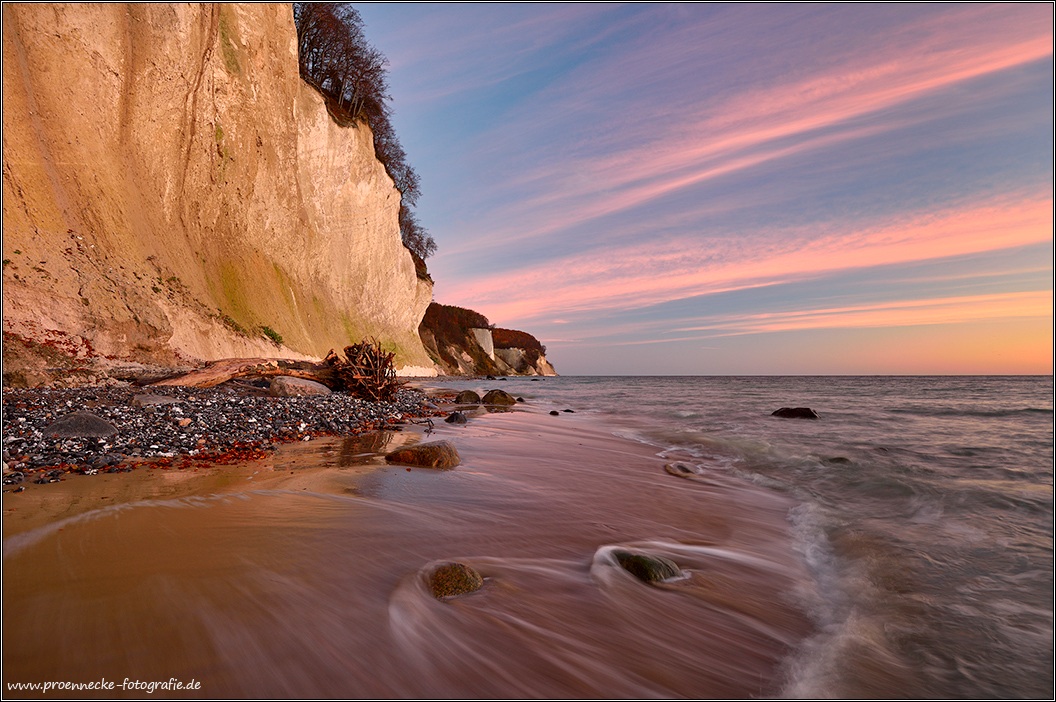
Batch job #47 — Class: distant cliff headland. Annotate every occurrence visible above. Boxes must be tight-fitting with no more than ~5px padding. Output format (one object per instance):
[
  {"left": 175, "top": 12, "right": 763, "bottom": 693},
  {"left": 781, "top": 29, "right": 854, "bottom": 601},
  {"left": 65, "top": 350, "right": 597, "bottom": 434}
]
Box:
[
  {"left": 419, "top": 303, "right": 557, "bottom": 377},
  {"left": 1, "top": 4, "right": 553, "bottom": 386}
]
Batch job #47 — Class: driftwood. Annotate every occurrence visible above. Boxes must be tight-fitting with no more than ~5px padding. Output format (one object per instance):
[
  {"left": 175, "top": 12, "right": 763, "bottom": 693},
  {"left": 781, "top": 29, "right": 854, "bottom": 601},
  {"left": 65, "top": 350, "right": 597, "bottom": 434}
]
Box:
[
  {"left": 323, "top": 340, "right": 402, "bottom": 402},
  {"left": 151, "top": 340, "right": 402, "bottom": 401}
]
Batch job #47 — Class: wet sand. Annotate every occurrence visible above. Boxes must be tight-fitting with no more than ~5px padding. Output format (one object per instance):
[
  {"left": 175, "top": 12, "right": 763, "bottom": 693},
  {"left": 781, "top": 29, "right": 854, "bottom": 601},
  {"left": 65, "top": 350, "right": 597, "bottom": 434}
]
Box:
[
  {"left": 2, "top": 429, "right": 421, "bottom": 541},
  {"left": 3, "top": 408, "right": 814, "bottom": 698}
]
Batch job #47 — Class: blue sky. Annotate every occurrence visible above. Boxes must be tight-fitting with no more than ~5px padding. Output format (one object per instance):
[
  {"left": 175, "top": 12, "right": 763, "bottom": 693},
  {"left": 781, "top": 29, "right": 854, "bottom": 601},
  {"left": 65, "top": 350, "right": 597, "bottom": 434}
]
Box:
[{"left": 356, "top": 3, "right": 1053, "bottom": 374}]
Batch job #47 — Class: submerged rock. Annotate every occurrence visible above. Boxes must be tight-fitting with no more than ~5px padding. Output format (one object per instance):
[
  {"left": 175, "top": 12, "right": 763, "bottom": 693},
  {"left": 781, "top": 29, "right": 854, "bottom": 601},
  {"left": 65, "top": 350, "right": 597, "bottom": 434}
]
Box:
[
  {"left": 824, "top": 456, "right": 851, "bottom": 465},
  {"left": 385, "top": 440, "right": 461, "bottom": 469},
  {"left": 772, "top": 407, "right": 819, "bottom": 419},
  {"left": 482, "top": 389, "right": 517, "bottom": 406},
  {"left": 614, "top": 550, "right": 681, "bottom": 583},
  {"left": 454, "top": 390, "right": 481, "bottom": 405},
  {"left": 43, "top": 411, "right": 118, "bottom": 438},
  {"left": 428, "top": 561, "right": 484, "bottom": 598},
  {"left": 549, "top": 410, "right": 560, "bottom": 416}
]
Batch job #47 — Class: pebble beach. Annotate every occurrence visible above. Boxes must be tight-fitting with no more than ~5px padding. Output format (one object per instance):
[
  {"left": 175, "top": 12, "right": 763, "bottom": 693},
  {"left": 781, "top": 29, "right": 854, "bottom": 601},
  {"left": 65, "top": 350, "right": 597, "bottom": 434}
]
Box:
[{"left": 2, "top": 382, "right": 437, "bottom": 487}]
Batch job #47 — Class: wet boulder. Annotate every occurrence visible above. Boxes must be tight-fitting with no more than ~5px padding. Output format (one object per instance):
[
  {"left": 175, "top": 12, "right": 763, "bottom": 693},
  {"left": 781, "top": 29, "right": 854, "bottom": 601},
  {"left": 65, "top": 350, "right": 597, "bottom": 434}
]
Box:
[
  {"left": 427, "top": 561, "right": 484, "bottom": 598},
  {"left": 269, "top": 376, "right": 332, "bottom": 397},
  {"left": 549, "top": 410, "right": 560, "bottom": 416},
  {"left": 614, "top": 550, "right": 681, "bottom": 583},
  {"left": 664, "top": 462, "right": 696, "bottom": 478},
  {"left": 454, "top": 390, "right": 481, "bottom": 405},
  {"left": 385, "top": 440, "right": 461, "bottom": 469},
  {"left": 772, "top": 407, "right": 819, "bottom": 419},
  {"left": 482, "top": 389, "right": 517, "bottom": 406},
  {"left": 444, "top": 411, "right": 468, "bottom": 425},
  {"left": 43, "top": 411, "right": 118, "bottom": 438}
]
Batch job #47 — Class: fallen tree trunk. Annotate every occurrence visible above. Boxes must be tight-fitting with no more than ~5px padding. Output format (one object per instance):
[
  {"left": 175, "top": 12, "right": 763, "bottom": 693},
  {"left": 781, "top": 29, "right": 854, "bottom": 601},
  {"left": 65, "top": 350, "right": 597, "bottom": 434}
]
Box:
[
  {"left": 151, "top": 358, "right": 334, "bottom": 389},
  {"left": 152, "top": 340, "right": 401, "bottom": 401}
]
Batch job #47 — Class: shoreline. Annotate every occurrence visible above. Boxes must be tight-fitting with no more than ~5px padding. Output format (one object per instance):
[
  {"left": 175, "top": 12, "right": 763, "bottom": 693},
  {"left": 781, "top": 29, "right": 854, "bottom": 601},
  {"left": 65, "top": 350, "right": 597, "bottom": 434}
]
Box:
[
  {"left": 1, "top": 382, "right": 439, "bottom": 488},
  {"left": 3, "top": 388, "right": 816, "bottom": 697}
]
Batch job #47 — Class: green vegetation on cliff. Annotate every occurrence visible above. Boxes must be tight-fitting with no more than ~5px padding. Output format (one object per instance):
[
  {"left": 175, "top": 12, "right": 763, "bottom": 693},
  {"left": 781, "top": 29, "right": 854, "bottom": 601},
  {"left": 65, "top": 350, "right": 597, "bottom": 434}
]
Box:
[{"left": 292, "top": 3, "right": 435, "bottom": 265}]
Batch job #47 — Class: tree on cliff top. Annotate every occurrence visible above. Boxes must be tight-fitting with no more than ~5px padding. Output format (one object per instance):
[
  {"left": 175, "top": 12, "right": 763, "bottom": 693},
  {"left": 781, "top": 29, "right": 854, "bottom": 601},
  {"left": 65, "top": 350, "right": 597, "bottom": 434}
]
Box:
[{"left": 293, "top": 3, "right": 436, "bottom": 262}]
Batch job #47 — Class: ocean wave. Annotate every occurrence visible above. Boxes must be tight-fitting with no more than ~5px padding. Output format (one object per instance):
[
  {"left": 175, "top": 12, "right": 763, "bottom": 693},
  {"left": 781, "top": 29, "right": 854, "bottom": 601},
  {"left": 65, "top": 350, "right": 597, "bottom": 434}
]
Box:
[{"left": 889, "top": 407, "right": 1053, "bottom": 418}]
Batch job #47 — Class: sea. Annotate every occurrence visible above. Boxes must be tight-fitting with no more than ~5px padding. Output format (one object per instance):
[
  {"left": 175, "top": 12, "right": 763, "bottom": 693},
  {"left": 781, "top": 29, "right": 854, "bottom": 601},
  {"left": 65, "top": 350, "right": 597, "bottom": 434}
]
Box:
[
  {"left": 3, "top": 375, "right": 1052, "bottom": 698},
  {"left": 470, "top": 374, "right": 1054, "bottom": 698}
]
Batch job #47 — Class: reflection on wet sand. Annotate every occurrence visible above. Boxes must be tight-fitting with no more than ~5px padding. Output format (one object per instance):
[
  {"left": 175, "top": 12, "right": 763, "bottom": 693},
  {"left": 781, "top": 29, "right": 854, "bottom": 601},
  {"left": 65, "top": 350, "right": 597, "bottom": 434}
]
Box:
[{"left": 3, "top": 412, "right": 813, "bottom": 698}]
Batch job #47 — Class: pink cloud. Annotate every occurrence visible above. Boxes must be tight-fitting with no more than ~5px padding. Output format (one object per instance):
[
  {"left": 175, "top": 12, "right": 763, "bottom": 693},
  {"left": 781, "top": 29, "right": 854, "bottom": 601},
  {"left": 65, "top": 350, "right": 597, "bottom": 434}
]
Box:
[
  {"left": 445, "top": 5, "right": 1052, "bottom": 255},
  {"left": 673, "top": 291, "right": 1053, "bottom": 337},
  {"left": 440, "top": 195, "right": 1053, "bottom": 324}
]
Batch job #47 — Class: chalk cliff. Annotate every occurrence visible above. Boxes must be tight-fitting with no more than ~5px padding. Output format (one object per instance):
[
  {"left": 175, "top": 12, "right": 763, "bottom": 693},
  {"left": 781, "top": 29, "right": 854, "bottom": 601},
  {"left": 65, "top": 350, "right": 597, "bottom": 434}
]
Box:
[
  {"left": 418, "top": 303, "right": 557, "bottom": 377},
  {"left": 2, "top": 4, "right": 435, "bottom": 384}
]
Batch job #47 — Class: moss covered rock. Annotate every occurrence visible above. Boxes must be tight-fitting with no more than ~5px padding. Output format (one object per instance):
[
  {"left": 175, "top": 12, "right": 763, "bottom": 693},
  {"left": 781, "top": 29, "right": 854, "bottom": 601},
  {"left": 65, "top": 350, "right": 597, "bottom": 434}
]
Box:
[
  {"left": 384, "top": 440, "right": 461, "bottom": 469},
  {"left": 455, "top": 390, "right": 481, "bottom": 405},
  {"left": 664, "top": 462, "right": 696, "bottom": 478},
  {"left": 428, "top": 562, "right": 483, "bottom": 598},
  {"left": 482, "top": 389, "right": 517, "bottom": 406},
  {"left": 614, "top": 550, "right": 681, "bottom": 583}
]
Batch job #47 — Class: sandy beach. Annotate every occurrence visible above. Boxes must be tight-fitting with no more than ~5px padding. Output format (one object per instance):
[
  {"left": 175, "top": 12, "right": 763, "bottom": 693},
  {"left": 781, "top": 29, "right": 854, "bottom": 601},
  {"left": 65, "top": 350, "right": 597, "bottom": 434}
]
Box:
[{"left": 3, "top": 401, "right": 814, "bottom": 698}]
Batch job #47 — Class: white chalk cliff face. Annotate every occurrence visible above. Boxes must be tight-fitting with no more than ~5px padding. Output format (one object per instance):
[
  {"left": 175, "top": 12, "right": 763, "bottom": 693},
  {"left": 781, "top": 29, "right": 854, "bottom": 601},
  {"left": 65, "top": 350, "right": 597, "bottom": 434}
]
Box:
[{"left": 2, "top": 4, "right": 435, "bottom": 375}]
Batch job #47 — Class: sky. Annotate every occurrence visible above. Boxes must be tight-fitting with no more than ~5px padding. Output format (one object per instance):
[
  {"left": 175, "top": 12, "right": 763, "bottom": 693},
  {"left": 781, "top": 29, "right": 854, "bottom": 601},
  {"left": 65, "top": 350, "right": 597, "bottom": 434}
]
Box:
[{"left": 355, "top": 3, "right": 1053, "bottom": 375}]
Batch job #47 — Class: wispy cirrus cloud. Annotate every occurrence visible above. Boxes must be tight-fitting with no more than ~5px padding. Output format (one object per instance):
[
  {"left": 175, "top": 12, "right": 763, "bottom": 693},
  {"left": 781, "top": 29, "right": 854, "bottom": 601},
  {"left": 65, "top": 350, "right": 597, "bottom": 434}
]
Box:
[
  {"left": 358, "top": 3, "right": 1053, "bottom": 373},
  {"left": 436, "top": 3, "right": 1052, "bottom": 257},
  {"left": 444, "top": 195, "right": 1052, "bottom": 324},
  {"left": 670, "top": 290, "right": 1052, "bottom": 338}
]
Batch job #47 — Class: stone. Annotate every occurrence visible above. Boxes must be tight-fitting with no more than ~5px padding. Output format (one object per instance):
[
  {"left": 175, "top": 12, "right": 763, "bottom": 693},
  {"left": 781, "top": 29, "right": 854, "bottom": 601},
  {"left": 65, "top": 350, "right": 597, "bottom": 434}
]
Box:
[
  {"left": 43, "top": 411, "right": 118, "bottom": 438},
  {"left": 177, "top": 418, "right": 193, "bottom": 427},
  {"left": 562, "top": 409, "right": 575, "bottom": 413},
  {"left": 482, "top": 389, "right": 517, "bottom": 406},
  {"left": 455, "top": 390, "right": 482, "bottom": 405},
  {"left": 664, "top": 462, "right": 696, "bottom": 478},
  {"left": 772, "top": 407, "right": 819, "bottom": 419},
  {"left": 516, "top": 397, "right": 525, "bottom": 403},
  {"left": 444, "top": 411, "right": 468, "bottom": 425},
  {"left": 269, "top": 376, "right": 332, "bottom": 397},
  {"left": 92, "top": 454, "right": 124, "bottom": 469},
  {"left": 132, "top": 394, "right": 181, "bottom": 407},
  {"left": 549, "top": 410, "right": 560, "bottom": 416},
  {"left": 613, "top": 550, "right": 681, "bottom": 583},
  {"left": 428, "top": 562, "right": 483, "bottom": 598},
  {"left": 824, "top": 456, "right": 851, "bottom": 464},
  {"left": 385, "top": 440, "right": 461, "bottom": 469},
  {"left": 34, "top": 469, "right": 65, "bottom": 484}
]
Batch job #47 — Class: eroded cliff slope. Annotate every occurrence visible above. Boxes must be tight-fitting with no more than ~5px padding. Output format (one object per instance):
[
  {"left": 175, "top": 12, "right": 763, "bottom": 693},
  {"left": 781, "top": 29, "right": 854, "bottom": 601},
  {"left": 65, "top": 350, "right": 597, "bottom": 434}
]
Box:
[
  {"left": 2, "top": 4, "right": 435, "bottom": 383},
  {"left": 419, "top": 303, "right": 557, "bottom": 377}
]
